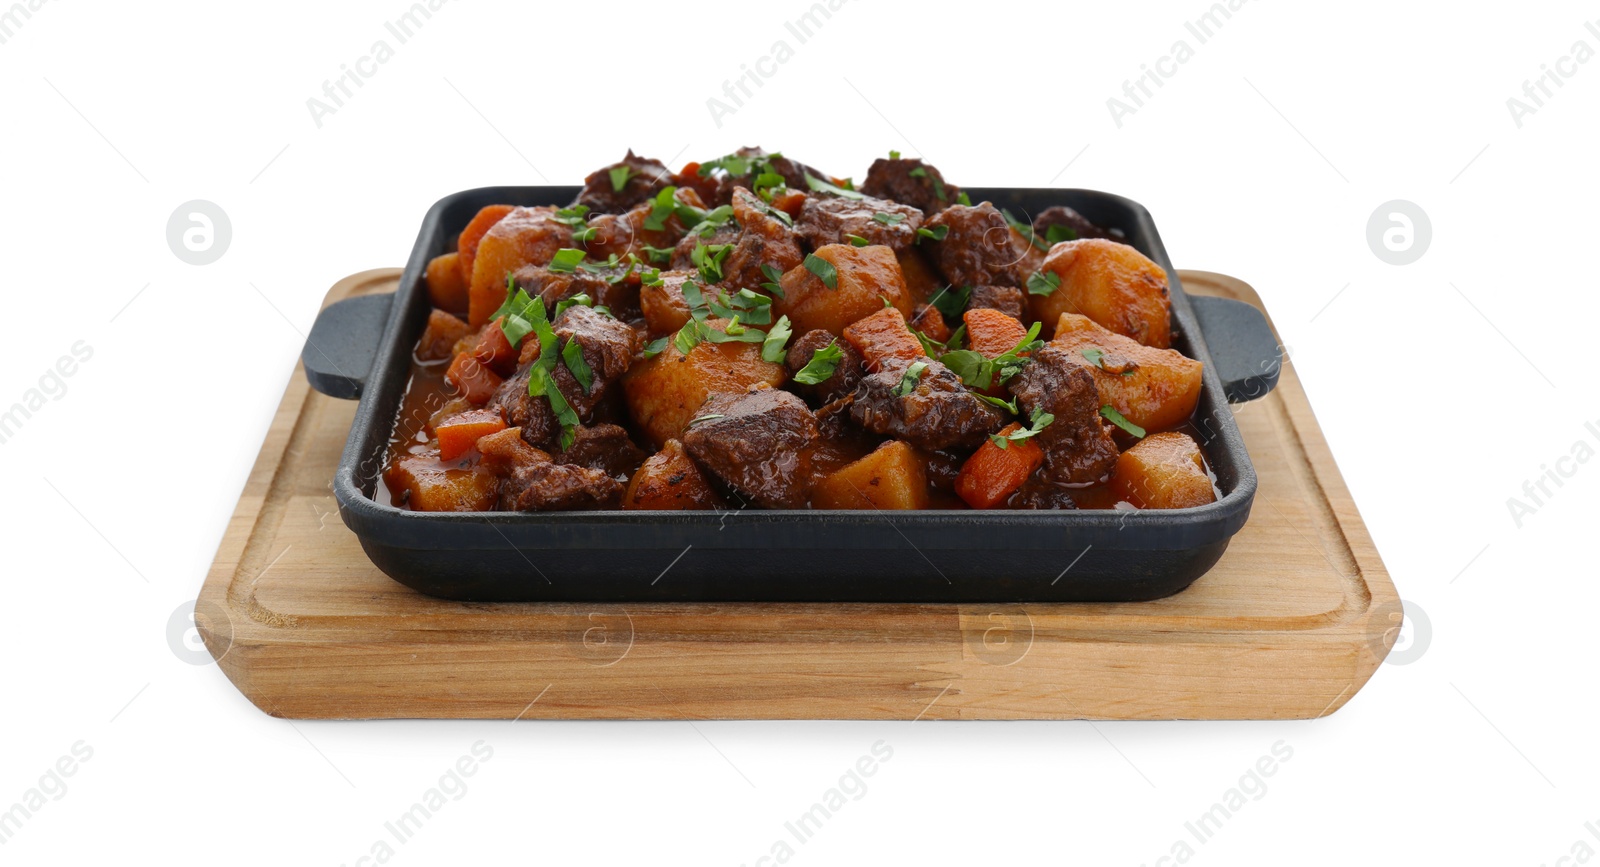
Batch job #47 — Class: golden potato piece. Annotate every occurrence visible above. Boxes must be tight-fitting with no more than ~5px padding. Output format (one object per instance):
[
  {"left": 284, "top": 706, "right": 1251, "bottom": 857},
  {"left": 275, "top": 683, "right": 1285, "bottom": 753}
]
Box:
[
  {"left": 811, "top": 440, "right": 929, "bottom": 510},
  {"left": 1050, "top": 313, "right": 1202, "bottom": 432},
  {"left": 383, "top": 453, "right": 498, "bottom": 512},
  {"left": 467, "top": 207, "right": 574, "bottom": 328},
  {"left": 623, "top": 439, "right": 724, "bottom": 510},
  {"left": 773, "top": 244, "right": 913, "bottom": 336},
  {"left": 1029, "top": 238, "right": 1171, "bottom": 348},
  {"left": 1109, "top": 432, "right": 1216, "bottom": 510},
  {"left": 622, "top": 323, "right": 788, "bottom": 447},
  {"left": 895, "top": 247, "right": 944, "bottom": 307},
  {"left": 425, "top": 251, "right": 470, "bottom": 317}
]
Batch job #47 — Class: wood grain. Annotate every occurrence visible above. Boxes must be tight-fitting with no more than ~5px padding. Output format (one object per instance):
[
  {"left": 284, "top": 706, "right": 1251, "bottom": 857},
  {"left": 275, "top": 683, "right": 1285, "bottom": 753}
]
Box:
[{"left": 196, "top": 269, "right": 1399, "bottom": 720}]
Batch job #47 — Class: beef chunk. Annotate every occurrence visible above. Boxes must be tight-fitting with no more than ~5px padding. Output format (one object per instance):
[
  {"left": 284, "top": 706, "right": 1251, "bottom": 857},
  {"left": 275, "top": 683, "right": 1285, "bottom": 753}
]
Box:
[
  {"left": 967, "top": 284, "right": 1026, "bottom": 320},
  {"left": 670, "top": 223, "right": 740, "bottom": 273},
  {"left": 1006, "top": 345, "right": 1119, "bottom": 485},
  {"left": 552, "top": 423, "right": 646, "bottom": 480},
  {"left": 550, "top": 304, "right": 641, "bottom": 418},
  {"left": 795, "top": 194, "right": 923, "bottom": 253},
  {"left": 705, "top": 147, "right": 828, "bottom": 205},
  {"left": 582, "top": 187, "right": 708, "bottom": 261},
  {"left": 860, "top": 157, "right": 961, "bottom": 215},
  {"left": 1032, "top": 205, "right": 1123, "bottom": 244},
  {"left": 682, "top": 386, "right": 819, "bottom": 509},
  {"left": 924, "top": 203, "right": 1020, "bottom": 288},
  {"left": 785, "top": 329, "right": 864, "bottom": 405},
  {"left": 575, "top": 151, "right": 673, "bottom": 214},
  {"left": 477, "top": 427, "right": 622, "bottom": 511},
  {"left": 849, "top": 359, "right": 1005, "bottom": 452},
  {"left": 512, "top": 264, "right": 611, "bottom": 310},
  {"left": 1008, "top": 477, "right": 1083, "bottom": 510},
  {"left": 721, "top": 187, "right": 804, "bottom": 292}
]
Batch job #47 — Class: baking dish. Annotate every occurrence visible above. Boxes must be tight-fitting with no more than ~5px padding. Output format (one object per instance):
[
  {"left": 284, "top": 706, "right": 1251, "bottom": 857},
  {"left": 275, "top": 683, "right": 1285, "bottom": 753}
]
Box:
[{"left": 303, "top": 185, "right": 1281, "bottom": 602}]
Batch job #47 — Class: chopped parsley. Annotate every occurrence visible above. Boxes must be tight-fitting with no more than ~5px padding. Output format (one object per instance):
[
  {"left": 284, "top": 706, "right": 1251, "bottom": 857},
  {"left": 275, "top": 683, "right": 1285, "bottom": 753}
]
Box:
[
  {"left": 489, "top": 278, "right": 542, "bottom": 347},
  {"left": 889, "top": 149, "right": 901, "bottom": 159},
  {"left": 803, "top": 173, "right": 865, "bottom": 200},
  {"left": 553, "top": 293, "right": 593, "bottom": 318},
  {"left": 760, "top": 263, "right": 786, "bottom": 299},
  {"left": 548, "top": 248, "right": 586, "bottom": 273},
  {"left": 894, "top": 361, "right": 929, "bottom": 396},
  {"left": 793, "top": 340, "right": 844, "bottom": 384},
  {"left": 1002, "top": 209, "right": 1049, "bottom": 252},
  {"left": 956, "top": 191, "right": 972, "bottom": 206},
  {"left": 977, "top": 393, "right": 1019, "bottom": 414},
  {"left": 939, "top": 322, "right": 1043, "bottom": 390},
  {"left": 803, "top": 253, "right": 838, "bottom": 289},
  {"left": 991, "top": 407, "right": 1054, "bottom": 449},
  {"left": 872, "top": 212, "right": 906, "bottom": 226},
  {"left": 761, "top": 315, "right": 792, "bottom": 363},
  {"left": 1026, "top": 270, "right": 1061, "bottom": 297},
  {"left": 928, "top": 285, "right": 970, "bottom": 320},
  {"left": 608, "top": 166, "right": 633, "bottom": 193},
  {"left": 641, "top": 244, "right": 675, "bottom": 264},
  {"left": 1045, "top": 224, "right": 1078, "bottom": 244},
  {"left": 561, "top": 338, "right": 594, "bottom": 394},
  {"left": 691, "top": 204, "right": 735, "bottom": 238},
  {"left": 847, "top": 234, "right": 870, "bottom": 247},
  {"left": 915, "top": 224, "right": 949, "bottom": 243},
  {"left": 552, "top": 204, "right": 590, "bottom": 228},
  {"left": 690, "top": 242, "right": 733, "bottom": 283},
  {"left": 642, "top": 336, "right": 669, "bottom": 359},
  {"left": 642, "top": 186, "right": 679, "bottom": 231},
  {"left": 1100, "top": 405, "right": 1146, "bottom": 438}
]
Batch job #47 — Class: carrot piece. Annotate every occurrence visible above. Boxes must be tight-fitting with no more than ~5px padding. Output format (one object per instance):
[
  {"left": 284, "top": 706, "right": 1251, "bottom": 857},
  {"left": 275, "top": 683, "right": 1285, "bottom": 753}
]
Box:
[
  {"left": 425, "top": 252, "right": 470, "bottom": 316},
  {"left": 436, "top": 408, "right": 508, "bottom": 461},
  {"left": 963, "top": 308, "right": 1030, "bottom": 360},
  {"left": 956, "top": 424, "right": 1045, "bottom": 509},
  {"left": 456, "top": 204, "right": 515, "bottom": 284},
  {"left": 469, "top": 320, "right": 518, "bottom": 376},
  {"left": 909, "top": 304, "right": 951, "bottom": 343},
  {"left": 842, "top": 306, "right": 926, "bottom": 372},
  {"left": 444, "top": 352, "right": 504, "bottom": 405}
]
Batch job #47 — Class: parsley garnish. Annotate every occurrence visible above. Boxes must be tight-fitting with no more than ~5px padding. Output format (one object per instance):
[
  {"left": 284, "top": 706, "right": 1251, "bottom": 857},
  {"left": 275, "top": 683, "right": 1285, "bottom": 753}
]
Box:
[
  {"left": 894, "top": 361, "right": 929, "bottom": 396},
  {"left": 1001, "top": 209, "right": 1049, "bottom": 252},
  {"left": 548, "top": 248, "right": 586, "bottom": 273},
  {"left": 692, "top": 204, "right": 735, "bottom": 238},
  {"left": 847, "top": 234, "right": 870, "bottom": 247},
  {"left": 976, "top": 393, "right": 1019, "bottom": 414},
  {"left": 991, "top": 406, "right": 1054, "bottom": 449},
  {"left": 1082, "top": 348, "right": 1107, "bottom": 369},
  {"left": 872, "top": 212, "right": 906, "bottom": 226},
  {"left": 803, "top": 253, "right": 838, "bottom": 289},
  {"left": 690, "top": 242, "right": 733, "bottom": 283},
  {"left": 707, "top": 287, "right": 774, "bottom": 326},
  {"left": 641, "top": 244, "right": 675, "bottom": 264},
  {"left": 889, "top": 150, "right": 901, "bottom": 160},
  {"left": 794, "top": 340, "right": 845, "bottom": 384},
  {"left": 642, "top": 336, "right": 669, "bottom": 359},
  {"left": 803, "top": 173, "right": 865, "bottom": 200},
  {"left": 762, "top": 315, "right": 792, "bottom": 363},
  {"left": 956, "top": 192, "right": 972, "bottom": 206},
  {"left": 1026, "top": 270, "right": 1061, "bottom": 297},
  {"left": 697, "top": 153, "right": 755, "bottom": 176},
  {"left": 642, "top": 186, "right": 679, "bottom": 231},
  {"left": 608, "top": 166, "right": 633, "bottom": 193},
  {"left": 1100, "top": 405, "right": 1146, "bottom": 438},
  {"left": 553, "top": 293, "right": 593, "bottom": 318},
  {"left": 915, "top": 224, "right": 948, "bottom": 243},
  {"left": 552, "top": 205, "right": 590, "bottom": 227},
  {"left": 489, "top": 279, "right": 542, "bottom": 347},
  {"left": 760, "top": 263, "right": 786, "bottom": 299},
  {"left": 1045, "top": 224, "right": 1078, "bottom": 244},
  {"left": 928, "top": 285, "right": 970, "bottom": 320},
  {"left": 562, "top": 338, "right": 594, "bottom": 394},
  {"left": 940, "top": 322, "right": 1043, "bottom": 390},
  {"left": 908, "top": 166, "right": 927, "bottom": 178}
]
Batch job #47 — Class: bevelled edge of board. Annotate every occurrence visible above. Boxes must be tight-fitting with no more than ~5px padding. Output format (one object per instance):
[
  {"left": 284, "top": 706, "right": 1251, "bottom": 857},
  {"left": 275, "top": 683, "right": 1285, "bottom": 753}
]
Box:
[{"left": 195, "top": 269, "right": 1398, "bottom": 720}]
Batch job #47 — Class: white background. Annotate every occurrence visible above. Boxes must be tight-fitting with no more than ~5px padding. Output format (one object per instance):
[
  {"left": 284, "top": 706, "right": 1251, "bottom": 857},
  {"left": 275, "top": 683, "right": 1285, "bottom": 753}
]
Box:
[{"left": 1, "top": 0, "right": 1595, "bottom": 863}]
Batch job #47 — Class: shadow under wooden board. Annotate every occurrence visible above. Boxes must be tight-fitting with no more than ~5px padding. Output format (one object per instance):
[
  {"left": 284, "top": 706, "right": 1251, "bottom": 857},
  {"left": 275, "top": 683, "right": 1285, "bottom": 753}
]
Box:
[{"left": 197, "top": 268, "right": 1399, "bottom": 720}]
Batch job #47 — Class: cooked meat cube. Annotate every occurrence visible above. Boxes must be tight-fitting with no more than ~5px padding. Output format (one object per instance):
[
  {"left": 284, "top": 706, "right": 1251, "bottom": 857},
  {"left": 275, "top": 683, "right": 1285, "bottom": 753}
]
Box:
[
  {"left": 1008, "top": 477, "right": 1082, "bottom": 510},
  {"left": 575, "top": 150, "right": 674, "bottom": 214},
  {"left": 849, "top": 358, "right": 1005, "bottom": 452},
  {"left": 721, "top": 187, "right": 805, "bottom": 292},
  {"left": 486, "top": 366, "right": 557, "bottom": 446},
  {"left": 682, "top": 386, "right": 819, "bottom": 509},
  {"left": 549, "top": 304, "right": 641, "bottom": 418},
  {"left": 670, "top": 223, "right": 740, "bottom": 273},
  {"left": 860, "top": 157, "right": 961, "bottom": 215},
  {"left": 582, "top": 187, "right": 708, "bottom": 261},
  {"left": 512, "top": 264, "right": 611, "bottom": 310},
  {"left": 552, "top": 423, "right": 646, "bottom": 480},
  {"left": 623, "top": 439, "right": 726, "bottom": 510},
  {"left": 503, "top": 454, "right": 624, "bottom": 511},
  {"left": 1006, "top": 344, "right": 1119, "bottom": 485},
  {"left": 795, "top": 194, "right": 923, "bottom": 253},
  {"left": 785, "top": 328, "right": 864, "bottom": 404},
  {"left": 1032, "top": 205, "right": 1121, "bottom": 244},
  {"left": 705, "top": 147, "right": 827, "bottom": 205},
  {"left": 923, "top": 202, "right": 1020, "bottom": 288},
  {"left": 967, "top": 284, "right": 1026, "bottom": 320}
]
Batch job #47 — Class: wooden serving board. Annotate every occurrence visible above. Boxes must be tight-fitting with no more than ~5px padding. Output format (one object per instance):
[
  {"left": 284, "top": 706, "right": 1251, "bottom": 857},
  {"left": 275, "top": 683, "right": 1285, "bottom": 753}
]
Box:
[{"left": 197, "top": 269, "right": 1398, "bottom": 720}]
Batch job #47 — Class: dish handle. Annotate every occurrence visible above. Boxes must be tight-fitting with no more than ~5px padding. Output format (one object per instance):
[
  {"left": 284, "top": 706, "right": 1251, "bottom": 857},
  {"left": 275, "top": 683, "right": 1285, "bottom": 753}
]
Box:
[
  {"left": 1188, "top": 295, "right": 1281, "bottom": 403},
  {"left": 302, "top": 293, "right": 394, "bottom": 400}
]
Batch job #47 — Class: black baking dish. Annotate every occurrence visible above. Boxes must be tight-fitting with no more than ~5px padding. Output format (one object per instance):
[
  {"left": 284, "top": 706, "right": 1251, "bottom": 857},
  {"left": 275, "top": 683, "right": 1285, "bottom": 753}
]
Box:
[{"left": 303, "top": 185, "right": 1281, "bottom": 603}]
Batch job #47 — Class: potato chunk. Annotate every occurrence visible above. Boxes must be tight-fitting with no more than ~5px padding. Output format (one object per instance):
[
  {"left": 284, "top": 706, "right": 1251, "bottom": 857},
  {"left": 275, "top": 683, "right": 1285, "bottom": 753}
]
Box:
[
  {"left": 1029, "top": 239, "right": 1172, "bottom": 348},
  {"left": 425, "top": 252, "right": 470, "bottom": 316},
  {"left": 623, "top": 439, "right": 724, "bottom": 510},
  {"left": 773, "top": 244, "right": 913, "bottom": 336},
  {"left": 1050, "top": 313, "right": 1202, "bottom": 432},
  {"left": 1109, "top": 432, "right": 1216, "bottom": 510},
  {"left": 621, "top": 322, "right": 788, "bottom": 447},
  {"left": 811, "top": 440, "right": 929, "bottom": 510},
  {"left": 467, "top": 207, "right": 575, "bottom": 328},
  {"left": 384, "top": 452, "right": 498, "bottom": 512}
]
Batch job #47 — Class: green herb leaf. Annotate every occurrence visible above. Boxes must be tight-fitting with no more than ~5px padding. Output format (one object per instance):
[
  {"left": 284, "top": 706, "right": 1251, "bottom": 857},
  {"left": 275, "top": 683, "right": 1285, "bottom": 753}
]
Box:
[
  {"left": 794, "top": 340, "right": 844, "bottom": 385},
  {"left": 915, "top": 224, "right": 949, "bottom": 243},
  {"left": 977, "top": 393, "right": 1019, "bottom": 414},
  {"left": 1045, "top": 224, "right": 1078, "bottom": 244},
  {"left": 847, "top": 234, "right": 870, "bottom": 247},
  {"left": 673, "top": 320, "right": 704, "bottom": 355},
  {"left": 692, "top": 204, "right": 735, "bottom": 237},
  {"left": 562, "top": 338, "right": 594, "bottom": 394},
  {"left": 803, "top": 253, "right": 838, "bottom": 289},
  {"left": 1082, "top": 348, "right": 1106, "bottom": 369},
  {"left": 690, "top": 243, "right": 733, "bottom": 284},
  {"left": 1026, "top": 270, "right": 1062, "bottom": 297},
  {"left": 548, "top": 248, "right": 586, "bottom": 273},
  {"left": 760, "top": 263, "right": 786, "bottom": 299},
  {"left": 553, "top": 293, "right": 593, "bottom": 318},
  {"left": 889, "top": 149, "right": 901, "bottom": 160},
  {"left": 642, "top": 336, "right": 669, "bottom": 359},
  {"left": 762, "top": 315, "right": 792, "bottom": 363},
  {"left": 697, "top": 153, "right": 754, "bottom": 177},
  {"left": 527, "top": 364, "right": 580, "bottom": 449},
  {"left": 552, "top": 205, "right": 590, "bottom": 227},
  {"left": 928, "top": 284, "right": 970, "bottom": 321},
  {"left": 608, "top": 166, "right": 633, "bottom": 193},
  {"left": 642, "top": 186, "right": 679, "bottom": 231},
  {"left": 1100, "top": 405, "right": 1146, "bottom": 438},
  {"left": 991, "top": 406, "right": 1054, "bottom": 447},
  {"left": 1001, "top": 209, "right": 1050, "bottom": 252},
  {"left": 804, "top": 173, "right": 865, "bottom": 200},
  {"left": 908, "top": 166, "right": 927, "bottom": 178},
  {"left": 872, "top": 212, "right": 906, "bottom": 226},
  {"left": 894, "top": 361, "right": 929, "bottom": 396},
  {"left": 681, "top": 280, "right": 710, "bottom": 321},
  {"left": 956, "top": 191, "right": 972, "bottom": 206}
]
